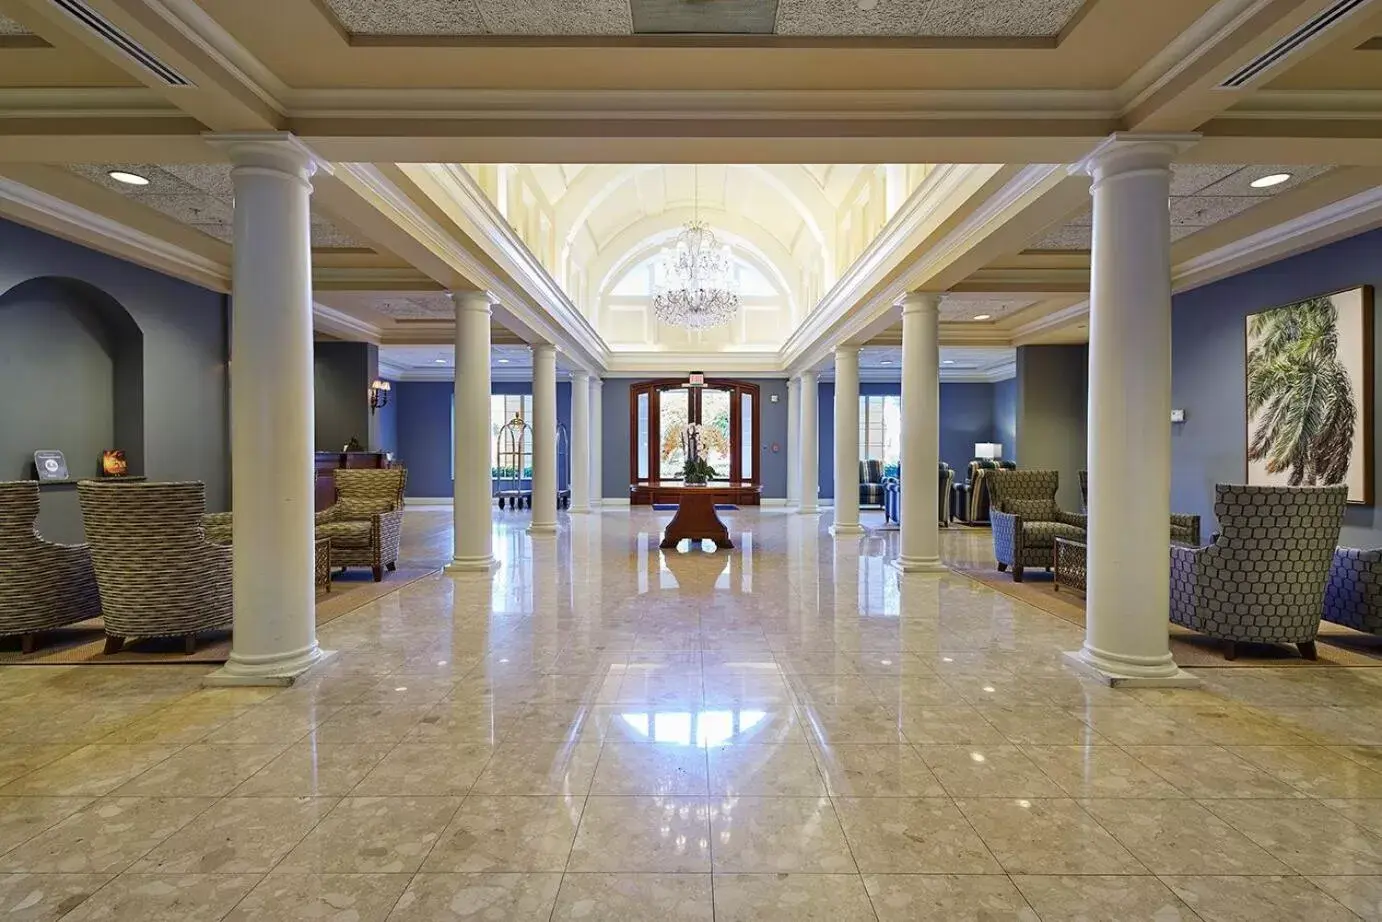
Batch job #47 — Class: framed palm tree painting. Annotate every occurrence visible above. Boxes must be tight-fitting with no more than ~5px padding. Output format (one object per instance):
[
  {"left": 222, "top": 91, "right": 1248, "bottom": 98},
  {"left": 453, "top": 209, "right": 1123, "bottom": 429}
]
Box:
[{"left": 1245, "top": 285, "right": 1374, "bottom": 504}]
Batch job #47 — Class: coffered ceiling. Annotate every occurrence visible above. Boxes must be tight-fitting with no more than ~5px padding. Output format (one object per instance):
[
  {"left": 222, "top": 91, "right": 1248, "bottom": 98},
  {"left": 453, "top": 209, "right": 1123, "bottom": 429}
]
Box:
[
  {"left": 319, "top": 0, "right": 1088, "bottom": 38},
  {"left": 65, "top": 163, "right": 367, "bottom": 249},
  {"left": 1028, "top": 163, "right": 1338, "bottom": 252}
]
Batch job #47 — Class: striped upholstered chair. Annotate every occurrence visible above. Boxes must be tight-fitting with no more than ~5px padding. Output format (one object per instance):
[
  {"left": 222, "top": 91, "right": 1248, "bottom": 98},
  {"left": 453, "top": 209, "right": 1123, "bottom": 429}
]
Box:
[
  {"left": 315, "top": 468, "right": 406, "bottom": 581},
  {"left": 0, "top": 481, "right": 102, "bottom": 653},
  {"left": 859, "top": 460, "right": 887, "bottom": 509},
  {"left": 77, "top": 480, "right": 233, "bottom": 654}
]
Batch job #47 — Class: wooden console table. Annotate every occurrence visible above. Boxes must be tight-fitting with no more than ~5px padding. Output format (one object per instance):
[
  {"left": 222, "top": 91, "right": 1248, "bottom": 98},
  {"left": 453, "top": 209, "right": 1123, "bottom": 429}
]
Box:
[{"left": 654, "top": 481, "right": 761, "bottom": 550}]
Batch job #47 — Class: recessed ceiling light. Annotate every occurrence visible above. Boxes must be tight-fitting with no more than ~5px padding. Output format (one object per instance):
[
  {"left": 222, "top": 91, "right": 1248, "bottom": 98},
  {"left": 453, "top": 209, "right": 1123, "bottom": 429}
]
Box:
[
  {"left": 1250, "top": 173, "right": 1291, "bottom": 189},
  {"left": 973, "top": 314, "right": 992, "bottom": 321},
  {"left": 942, "top": 360, "right": 955, "bottom": 365},
  {"left": 497, "top": 358, "right": 510, "bottom": 364},
  {"left": 107, "top": 170, "right": 149, "bottom": 186},
  {"left": 433, "top": 358, "right": 447, "bottom": 364},
  {"left": 879, "top": 359, "right": 892, "bottom": 365}
]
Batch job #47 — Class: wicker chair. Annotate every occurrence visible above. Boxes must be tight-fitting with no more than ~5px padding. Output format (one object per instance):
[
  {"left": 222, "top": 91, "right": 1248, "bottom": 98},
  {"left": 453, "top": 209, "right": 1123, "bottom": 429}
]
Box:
[
  {"left": 77, "top": 480, "right": 232, "bottom": 654},
  {"left": 315, "top": 468, "right": 406, "bottom": 581},
  {"left": 1078, "top": 470, "right": 1201, "bottom": 545},
  {"left": 881, "top": 463, "right": 954, "bottom": 527},
  {"left": 1170, "top": 484, "right": 1346, "bottom": 660},
  {"left": 0, "top": 481, "right": 102, "bottom": 653},
  {"left": 987, "top": 469, "right": 1086, "bottom": 582},
  {"left": 859, "top": 460, "right": 886, "bottom": 509},
  {"left": 1323, "top": 547, "right": 1382, "bottom": 635}
]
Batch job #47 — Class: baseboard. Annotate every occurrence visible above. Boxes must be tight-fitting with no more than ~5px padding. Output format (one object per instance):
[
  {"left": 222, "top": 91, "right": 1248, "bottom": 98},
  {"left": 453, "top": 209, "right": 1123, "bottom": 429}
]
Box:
[
  {"left": 404, "top": 497, "right": 451, "bottom": 507},
  {"left": 761, "top": 498, "right": 788, "bottom": 507},
  {"left": 599, "top": 498, "right": 631, "bottom": 506}
]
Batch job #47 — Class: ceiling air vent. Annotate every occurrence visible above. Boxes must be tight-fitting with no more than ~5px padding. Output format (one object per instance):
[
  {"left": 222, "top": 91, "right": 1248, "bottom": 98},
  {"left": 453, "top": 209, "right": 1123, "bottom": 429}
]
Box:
[
  {"left": 48, "top": 0, "right": 191, "bottom": 86},
  {"left": 1219, "top": 0, "right": 1369, "bottom": 88}
]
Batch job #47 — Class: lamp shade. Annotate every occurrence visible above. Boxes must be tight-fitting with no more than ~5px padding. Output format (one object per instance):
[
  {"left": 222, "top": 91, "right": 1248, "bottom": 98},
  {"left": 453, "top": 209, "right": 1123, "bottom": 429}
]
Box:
[{"left": 974, "top": 442, "right": 1002, "bottom": 460}]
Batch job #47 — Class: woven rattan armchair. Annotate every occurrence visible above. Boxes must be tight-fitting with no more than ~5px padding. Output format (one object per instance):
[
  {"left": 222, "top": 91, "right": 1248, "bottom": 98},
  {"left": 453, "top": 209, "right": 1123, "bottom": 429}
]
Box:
[
  {"left": 987, "top": 469, "right": 1086, "bottom": 582},
  {"left": 77, "top": 480, "right": 232, "bottom": 654},
  {"left": 315, "top": 468, "right": 406, "bottom": 581},
  {"left": 0, "top": 481, "right": 101, "bottom": 653},
  {"left": 1079, "top": 470, "right": 1201, "bottom": 545},
  {"left": 1171, "top": 484, "right": 1345, "bottom": 660}
]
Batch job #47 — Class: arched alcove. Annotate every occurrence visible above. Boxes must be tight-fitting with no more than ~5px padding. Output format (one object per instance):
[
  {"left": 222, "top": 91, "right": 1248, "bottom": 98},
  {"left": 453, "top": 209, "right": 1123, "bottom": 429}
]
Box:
[{"left": 0, "top": 277, "right": 145, "bottom": 541}]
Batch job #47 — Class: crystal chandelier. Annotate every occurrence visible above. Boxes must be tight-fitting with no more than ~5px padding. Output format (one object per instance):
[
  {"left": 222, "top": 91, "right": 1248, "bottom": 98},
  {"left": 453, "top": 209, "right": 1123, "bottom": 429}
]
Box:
[{"left": 651, "top": 168, "right": 740, "bottom": 329}]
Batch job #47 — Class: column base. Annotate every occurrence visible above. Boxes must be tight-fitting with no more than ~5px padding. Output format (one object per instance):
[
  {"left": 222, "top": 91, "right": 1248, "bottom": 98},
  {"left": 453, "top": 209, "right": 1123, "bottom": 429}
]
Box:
[
  {"left": 568, "top": 506, "right": 592, "bottom": 515},
  {"left": 445, "top": 555, "right": 498, "bottom": 573},
  {"left": 204, "top": 644, "right": 333, "bottom": 687},
  {"left": 891, "top": 555, "right": 949, "bottom": 574},
  {"left": 528, "top": 523, "right": 558, "bottom": 534},
  {"left": 830, "top": 523, "right": 865, "bottom": 536},
  {"left": 1063, "top": 646, "right": 1199, "bottom": 688},
  {"left": 797, "top": 506, "right": 820, "bottom": 515}
]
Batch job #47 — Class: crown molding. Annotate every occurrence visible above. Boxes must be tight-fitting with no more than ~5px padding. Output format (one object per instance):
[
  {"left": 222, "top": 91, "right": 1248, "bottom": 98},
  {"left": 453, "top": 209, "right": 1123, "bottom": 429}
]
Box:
[
  {"left": 148, "top": 0, "right": 289, "bottom": 114},
  {"left": 1116, "top": 0, "right": 1269, "bottom": 114},
  {"left": 0, "top": 87, "right": 184, "bottom": 118},
  {"left": 0, "top": 175, "right": 229, "bottom": 291},
  {"left": 780, "top": 164, "right": 1005, "bottom": 370},
  {"left": 602, "top": 350, "right": 784, "bottom": 377},
  {"left": 1223, "top": 90, "right": 1382, "bottom": 119},
  {"left": 312, "top": 302, "right": 382, "bottom": 343},
  {"left": 1173, "top": 183, "right": 1382, "bottom": 292},
  {"left": 283, "top": 87, "right": 1120, "bottom": 121}
]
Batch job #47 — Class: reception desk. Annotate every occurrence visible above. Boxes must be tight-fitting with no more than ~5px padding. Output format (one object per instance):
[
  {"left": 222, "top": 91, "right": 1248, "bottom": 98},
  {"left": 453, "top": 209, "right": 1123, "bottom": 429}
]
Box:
[{"left": 315, "top": 451, "right": 390, "bottom": 511}]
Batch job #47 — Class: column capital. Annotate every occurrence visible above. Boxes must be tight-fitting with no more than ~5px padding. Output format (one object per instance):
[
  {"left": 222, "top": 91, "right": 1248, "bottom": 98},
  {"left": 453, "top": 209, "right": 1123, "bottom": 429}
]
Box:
[
  {"left": 901, "top": 292, "right": 941, "bottom": 314},
  {"left": 834, "top": 344, "right": 861, "bottom": 358},
  {"left": 1072, "top": 133, "right": 1200, "bottom": 184},
  {"left": 450, "top": 291, "right": 492, "bottom": 314},
  {"left": 571, "top": 370, "right": 591, "bottom": 383},
  {"left": 532, "top": 343, "right": 557, "bottom": 358},
  {"left": 204, "top": 132, "right": 329, "bottom": 182}
]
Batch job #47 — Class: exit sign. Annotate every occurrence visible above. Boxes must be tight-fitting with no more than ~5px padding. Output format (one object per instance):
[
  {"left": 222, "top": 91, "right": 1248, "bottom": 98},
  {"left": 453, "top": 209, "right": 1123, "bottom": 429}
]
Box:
[{"left": 688, "top": 371, "right": 705, "bottom": 388}]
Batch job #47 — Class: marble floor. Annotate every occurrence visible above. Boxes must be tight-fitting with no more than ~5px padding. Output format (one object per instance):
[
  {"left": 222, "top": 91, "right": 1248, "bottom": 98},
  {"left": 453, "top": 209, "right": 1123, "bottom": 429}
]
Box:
[{"left": 2, "top": 507, "right": 1382, "bottom": 920}]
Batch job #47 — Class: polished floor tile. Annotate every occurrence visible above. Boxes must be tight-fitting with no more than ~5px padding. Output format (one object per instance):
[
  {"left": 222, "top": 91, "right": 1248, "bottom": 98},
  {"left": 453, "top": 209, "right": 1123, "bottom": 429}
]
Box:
[{"left": 1, "top": 509, "right": 1376, "bottom": 920}]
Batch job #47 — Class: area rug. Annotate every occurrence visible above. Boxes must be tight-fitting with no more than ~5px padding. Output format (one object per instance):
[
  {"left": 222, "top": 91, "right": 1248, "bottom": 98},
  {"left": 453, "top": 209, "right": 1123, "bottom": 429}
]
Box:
[
  {"left": 652, "top": 504, "right": 738, "bottom": 511},
  {"left": 0, "top": 567, "right": 440, "bottom": 666},
  {"left": 951, "top": 563, "right": 1382, "bottom": 667}
]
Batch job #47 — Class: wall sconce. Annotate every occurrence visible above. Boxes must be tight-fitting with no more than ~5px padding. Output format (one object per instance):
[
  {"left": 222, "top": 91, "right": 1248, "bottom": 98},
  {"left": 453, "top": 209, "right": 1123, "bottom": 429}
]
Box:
[
  {"left": 368, "top": 379, "right": 391, "bottom": 414},
  {"left": 974, "top": 442, "right": 1003, "bottom": 460}
]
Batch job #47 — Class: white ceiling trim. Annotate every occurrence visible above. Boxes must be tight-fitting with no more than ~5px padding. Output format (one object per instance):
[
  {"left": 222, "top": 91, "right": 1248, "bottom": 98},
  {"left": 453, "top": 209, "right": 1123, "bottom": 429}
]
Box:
[
  {"left": 0, "top": 174, "right": 230, "bottom": 292},
  {"left": 1116, "top": 0, "right": 1269, "bottom": 114},
  {"left": 780, "top": 163, "right": 1006, "bottom": 370},
  {"left": 150, "top": 0, "right": 290, "bottom": 114},
  {"left": 313, "top": 302, "right": 383, "bottom": 343}
]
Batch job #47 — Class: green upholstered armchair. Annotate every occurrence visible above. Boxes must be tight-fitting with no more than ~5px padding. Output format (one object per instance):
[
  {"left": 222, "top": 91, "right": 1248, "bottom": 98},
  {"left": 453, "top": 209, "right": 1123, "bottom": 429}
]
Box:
[
  {"left": 987, "top": 469, "right": 1086, "bottom": 582},
  {"left": 315, "top": 468, "right": 407, "bottom": 581}
]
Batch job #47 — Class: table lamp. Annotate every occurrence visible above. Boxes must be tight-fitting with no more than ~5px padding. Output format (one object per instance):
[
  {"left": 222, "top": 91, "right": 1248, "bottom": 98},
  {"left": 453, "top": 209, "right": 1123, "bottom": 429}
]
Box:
[{"left": 975, "top": 442, "right": 1003, "bottom": 461}]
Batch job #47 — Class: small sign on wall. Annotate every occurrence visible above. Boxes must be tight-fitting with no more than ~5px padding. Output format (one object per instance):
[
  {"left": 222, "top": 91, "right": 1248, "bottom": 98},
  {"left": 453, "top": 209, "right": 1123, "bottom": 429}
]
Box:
[
  {"left": 1171, "top": 409, "right": 1186, "bottom": 423},
  {"left": 33, "top": 450, "right": 68, "bottom": 482}
]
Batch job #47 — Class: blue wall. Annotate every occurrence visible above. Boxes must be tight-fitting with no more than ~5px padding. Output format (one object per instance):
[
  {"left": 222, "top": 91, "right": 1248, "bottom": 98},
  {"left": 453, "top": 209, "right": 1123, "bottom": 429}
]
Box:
[
  {"left": 1172, "top": 226, "right": 1382, "bottom": 546},
  {"left": 816, "top": 381, "right": 1003, "bottom": 499},
  {"left": 394, "top": 379, "right": 571, "bottom": 498},
  {"left": 994, "top": 377, "right": 1017, "bottom": 464}
]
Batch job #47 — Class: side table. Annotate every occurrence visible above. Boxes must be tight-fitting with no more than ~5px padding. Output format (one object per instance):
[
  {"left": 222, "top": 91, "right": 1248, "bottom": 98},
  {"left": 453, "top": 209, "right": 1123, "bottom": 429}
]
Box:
[
  {"left": 1053, "top": 537, "right": 1086, "bottom": 594},
  {"left": 314, "top": 537, "right": 332, "bottom": 593}
]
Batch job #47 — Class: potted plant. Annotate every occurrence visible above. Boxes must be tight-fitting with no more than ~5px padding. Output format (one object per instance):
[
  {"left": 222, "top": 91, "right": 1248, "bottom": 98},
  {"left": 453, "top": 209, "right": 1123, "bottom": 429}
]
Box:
[{"left": 679, "top": 456, "right": 718, "bottom": 486}]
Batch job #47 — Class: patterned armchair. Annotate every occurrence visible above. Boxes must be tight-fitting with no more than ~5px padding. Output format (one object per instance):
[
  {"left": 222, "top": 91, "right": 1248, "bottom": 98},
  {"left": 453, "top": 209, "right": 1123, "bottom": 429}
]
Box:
[
  {"left": 77, "top": 480, "right": 232, "bottom": 654},
  {"left": 315, "top": 468, "right": 406, "bottom": 581},
  {"left": 0, "top": 481, "right": 102, "bottom": 653},
  {"left": 859, "top": 460, "right": 886, "bottom": 508},
  {"left": 1079, "top": 470, "right": 1200, "bottom": 545},
  {"left": 881, "top": 463, "right": 954, "bottom": 527},
  {"left": 987, "top": 469, "right": 1086, "bottom": 582},
  {"left": 1324, "top": 548, "right": 1382, "bottom": 635},
  {"left": 1170, "top": 484, "right": 1346, "bottom": 660}
]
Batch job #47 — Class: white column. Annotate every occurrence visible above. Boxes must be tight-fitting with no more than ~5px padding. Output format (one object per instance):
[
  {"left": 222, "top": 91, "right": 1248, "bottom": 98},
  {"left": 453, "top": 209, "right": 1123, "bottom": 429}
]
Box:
[
  {"left": 529, "top": 343, "right": 558, "bottom": 533},
  {"left": 894, "top": 293, "right": 947, "bottom": 573},
  {"left": 205, "top": 133, "right": 326, "bottom": 686},
  {"left": 787, "top": 377, "right": 801, "bottom": 507},
  {"left": 1069, "top": 134, "right": 1196, "bottom": 686},
  {"left": 798, "top": 370, "right": 819, "bottom": 514},
  {"left": 446, "top": 292, "right": 496, "bottom": 571},
  {"left": 590, "top": 377, "right": 604, "bottom": 508},
  {"left": 569, "top": 370, "right": 591, "bottom": 513},
  {"left": 832, "top": 346, "right": 864, "bottom": 536}
]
